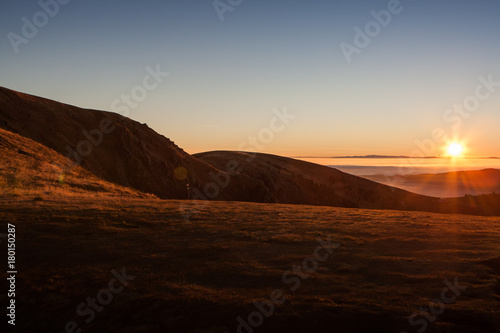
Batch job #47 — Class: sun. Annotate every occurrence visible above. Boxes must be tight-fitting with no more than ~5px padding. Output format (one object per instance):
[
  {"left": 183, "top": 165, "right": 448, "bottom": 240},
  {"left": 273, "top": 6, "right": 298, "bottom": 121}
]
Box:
[{"left": 446, "top": 143, "right": 464, "bottom": 157}]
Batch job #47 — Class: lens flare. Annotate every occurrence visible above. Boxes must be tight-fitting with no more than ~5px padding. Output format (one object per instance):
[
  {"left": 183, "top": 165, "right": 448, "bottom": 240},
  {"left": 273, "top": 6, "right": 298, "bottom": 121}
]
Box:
[{"left": 446, "top": 143, "right": 464, "bottom": 157}]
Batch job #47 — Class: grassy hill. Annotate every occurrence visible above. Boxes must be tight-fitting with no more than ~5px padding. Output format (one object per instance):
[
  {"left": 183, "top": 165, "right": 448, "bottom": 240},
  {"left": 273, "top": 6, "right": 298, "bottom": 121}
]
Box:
[
  {"left": 196, "top": 151, "right": 500, "bottom": 216},
  {"left": 1, "top": 86, "right": 500, "bottom": 217},
  {"left": 195, "top": 150, "right": 439, "bottom": 210},
  {"left": 0, "top": 127, "right": 150, "bottom": 200},
  {"left": 0, "top": 86, "right": 268, "bottom": 201}
]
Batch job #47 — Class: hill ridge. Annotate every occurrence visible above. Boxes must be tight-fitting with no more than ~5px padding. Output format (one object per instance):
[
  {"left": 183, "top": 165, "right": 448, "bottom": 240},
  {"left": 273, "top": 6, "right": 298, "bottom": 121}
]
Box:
[{"left": 2, "top": 86, "right": 500, "bottom": 216}]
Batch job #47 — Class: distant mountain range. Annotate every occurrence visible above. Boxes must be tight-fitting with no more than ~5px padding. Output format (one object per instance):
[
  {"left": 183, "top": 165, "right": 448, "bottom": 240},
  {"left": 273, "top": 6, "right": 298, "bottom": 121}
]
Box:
[
  {"left": 1, "top": 86, "right": 500, "bottom": 216},
  {"left": 364, "top": 169, "right": 500, "bottom": 198},
  {"left": 296, "top": 155, "right": 500, "bottom": 159}
]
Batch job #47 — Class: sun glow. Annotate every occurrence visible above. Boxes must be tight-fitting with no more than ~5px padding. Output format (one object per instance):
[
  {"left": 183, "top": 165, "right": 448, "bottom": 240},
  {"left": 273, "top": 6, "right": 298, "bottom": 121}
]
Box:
[{"left": 446, "top": 142, "right": 464, "bottom": 157}]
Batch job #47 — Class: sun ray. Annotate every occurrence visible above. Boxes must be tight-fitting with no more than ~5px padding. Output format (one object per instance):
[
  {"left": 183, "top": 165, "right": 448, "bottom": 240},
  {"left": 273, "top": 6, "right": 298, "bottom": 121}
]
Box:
[{"left": 446, "top": 142, "right": 464, "bottom": 158}]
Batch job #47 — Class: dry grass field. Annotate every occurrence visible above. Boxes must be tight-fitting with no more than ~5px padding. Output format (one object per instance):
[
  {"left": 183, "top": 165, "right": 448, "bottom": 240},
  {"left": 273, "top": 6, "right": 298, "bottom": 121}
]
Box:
[{"left": 1, "top": 193, "right": 499, "bottom": 333}]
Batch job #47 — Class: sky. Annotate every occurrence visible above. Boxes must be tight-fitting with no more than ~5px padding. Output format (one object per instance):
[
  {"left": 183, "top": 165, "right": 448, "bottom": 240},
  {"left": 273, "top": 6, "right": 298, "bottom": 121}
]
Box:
[{"left": 1, "top": 0, "right": 500, "bottom": 157}]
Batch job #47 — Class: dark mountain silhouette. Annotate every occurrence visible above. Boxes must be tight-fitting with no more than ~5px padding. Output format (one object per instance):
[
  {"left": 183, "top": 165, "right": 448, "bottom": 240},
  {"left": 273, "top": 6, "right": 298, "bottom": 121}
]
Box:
[
  {"left": 0, "top": 86, "right": 269, "bottom": 202},
  {"left": 1, "top": 86, "right": 499, "bottom": 215},
  {"left": 195, "top": 150, "right": 440, "bottom": 210}
]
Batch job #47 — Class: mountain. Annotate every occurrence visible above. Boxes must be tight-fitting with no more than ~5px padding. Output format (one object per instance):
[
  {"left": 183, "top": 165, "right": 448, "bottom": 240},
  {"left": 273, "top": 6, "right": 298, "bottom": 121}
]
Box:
[
  {"left": 195, "top": 150, "right": 442, "bottom": 211},
  {"left": 364, "top": 169, "right": 500, "bottom": 198},
  {"left": 0, "top": 86, "right": 270, "bottom": 201},
  {"left": 196, "top": 151, "right": 500, "bottom": 216},
  {"left": 1, "top": 86, "right": 500, "bottom": 216}
]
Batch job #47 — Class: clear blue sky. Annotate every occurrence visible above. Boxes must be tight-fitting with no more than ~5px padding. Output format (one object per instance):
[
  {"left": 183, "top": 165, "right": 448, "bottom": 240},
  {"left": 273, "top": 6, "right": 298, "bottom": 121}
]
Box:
[{"left": 1, "top": 0, "right": 500, "bottom": 157}]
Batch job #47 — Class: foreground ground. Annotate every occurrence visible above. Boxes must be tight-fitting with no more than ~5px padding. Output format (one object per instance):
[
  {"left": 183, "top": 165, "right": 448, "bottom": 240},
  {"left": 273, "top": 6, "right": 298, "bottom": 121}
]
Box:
[{"left": 1, "top": 195, "right": 499, "bottom": 333}]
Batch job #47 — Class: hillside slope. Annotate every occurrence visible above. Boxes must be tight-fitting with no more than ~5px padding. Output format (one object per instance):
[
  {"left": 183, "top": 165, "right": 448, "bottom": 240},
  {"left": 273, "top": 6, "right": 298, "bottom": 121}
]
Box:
[
  {"left": 196, "top": 151, "right": 500, "bottom": 216},
  {"left": 0, "top": 127, "right": 148, "bottom": 199},
  {"left": 0, "top": 87, "right": 270, "bottom": 201},
  {"left": 2, "top": 86, "right": 499, "bottom": 215},
  {"left": 196, "top": 151, "right": 441, "bottom": 210}
]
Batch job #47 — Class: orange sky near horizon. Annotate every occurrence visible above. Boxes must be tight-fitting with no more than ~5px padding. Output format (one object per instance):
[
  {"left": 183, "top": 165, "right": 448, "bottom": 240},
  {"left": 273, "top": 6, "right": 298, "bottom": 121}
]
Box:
[{"left": 2, "top": 1, "right": 500, "bottom": 158}]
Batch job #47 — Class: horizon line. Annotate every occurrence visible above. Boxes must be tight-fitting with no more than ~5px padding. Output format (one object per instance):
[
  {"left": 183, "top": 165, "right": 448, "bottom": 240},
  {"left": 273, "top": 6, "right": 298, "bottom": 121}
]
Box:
[{"left": 292, "top": 155, "right": 500, "bottom": 159}]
